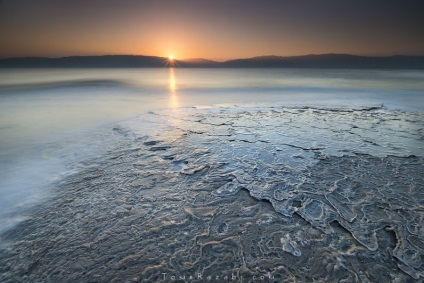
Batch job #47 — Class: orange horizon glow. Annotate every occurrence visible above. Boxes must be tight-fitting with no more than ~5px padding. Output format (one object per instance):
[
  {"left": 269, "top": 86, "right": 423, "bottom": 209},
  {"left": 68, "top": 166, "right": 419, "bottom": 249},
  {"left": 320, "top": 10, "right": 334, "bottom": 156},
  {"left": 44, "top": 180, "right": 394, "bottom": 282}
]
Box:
[
  {"left": 2, "top": 37, "right": 422, "bottom": 61},
  {"left": 0, "top": 1, "right": 423, "bottom": 59}
]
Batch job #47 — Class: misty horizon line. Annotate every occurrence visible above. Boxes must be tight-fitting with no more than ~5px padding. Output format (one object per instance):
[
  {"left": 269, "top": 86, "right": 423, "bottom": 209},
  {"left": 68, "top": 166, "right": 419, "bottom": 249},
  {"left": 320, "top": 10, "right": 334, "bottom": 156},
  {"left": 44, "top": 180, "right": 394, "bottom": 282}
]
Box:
[
  {"left": 2, "top": 53, "right": 424, "bottom": 69},
  {"left": 2, "top": 53, "right": 424, "bottom": 62}
]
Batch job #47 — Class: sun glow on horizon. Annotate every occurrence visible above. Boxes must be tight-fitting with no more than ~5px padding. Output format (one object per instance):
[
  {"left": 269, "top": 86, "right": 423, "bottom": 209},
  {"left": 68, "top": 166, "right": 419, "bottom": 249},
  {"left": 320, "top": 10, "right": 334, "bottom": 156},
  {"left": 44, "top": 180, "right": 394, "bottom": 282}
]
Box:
[{"left": 169, "top": 55, "right": 174, "bottom": 60}]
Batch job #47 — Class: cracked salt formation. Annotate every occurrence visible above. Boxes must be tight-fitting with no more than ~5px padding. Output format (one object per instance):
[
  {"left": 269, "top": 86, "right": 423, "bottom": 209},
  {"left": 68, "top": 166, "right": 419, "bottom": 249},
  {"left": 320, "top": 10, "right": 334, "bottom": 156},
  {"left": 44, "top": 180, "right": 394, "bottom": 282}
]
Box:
[{"left": 0, "top": 106, "right": 423, "bottom": 282}]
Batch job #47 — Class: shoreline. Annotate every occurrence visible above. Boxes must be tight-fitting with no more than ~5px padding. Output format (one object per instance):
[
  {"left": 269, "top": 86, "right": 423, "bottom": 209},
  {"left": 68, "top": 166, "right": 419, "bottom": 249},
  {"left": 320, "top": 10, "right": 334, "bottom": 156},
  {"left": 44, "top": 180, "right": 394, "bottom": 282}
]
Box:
[{"left": 1, "top": 106, "right": 423, "bottom": 282}]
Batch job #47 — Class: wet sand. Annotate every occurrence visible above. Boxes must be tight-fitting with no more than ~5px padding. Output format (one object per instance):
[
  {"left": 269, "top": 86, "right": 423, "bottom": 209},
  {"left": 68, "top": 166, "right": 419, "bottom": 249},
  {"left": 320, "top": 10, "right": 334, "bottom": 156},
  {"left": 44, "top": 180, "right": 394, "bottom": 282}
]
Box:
[{"left": 0, "top": 106, "right": 423, "bottom": 282}]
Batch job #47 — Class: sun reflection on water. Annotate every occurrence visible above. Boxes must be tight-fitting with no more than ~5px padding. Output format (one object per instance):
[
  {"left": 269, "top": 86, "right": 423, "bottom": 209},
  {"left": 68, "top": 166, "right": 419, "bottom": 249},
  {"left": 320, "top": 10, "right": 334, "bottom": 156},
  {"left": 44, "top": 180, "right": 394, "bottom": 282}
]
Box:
[{"left": 169, "top": 68, "right": 178, "bottom": 109}]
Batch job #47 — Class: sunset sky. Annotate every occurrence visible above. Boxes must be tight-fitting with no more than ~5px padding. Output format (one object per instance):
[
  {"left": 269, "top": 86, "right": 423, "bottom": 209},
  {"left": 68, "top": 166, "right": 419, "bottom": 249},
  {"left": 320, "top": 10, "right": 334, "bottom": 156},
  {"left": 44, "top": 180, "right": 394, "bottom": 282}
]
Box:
[{"left": 1, "top": 0, "right": 423, "bottom": 60}]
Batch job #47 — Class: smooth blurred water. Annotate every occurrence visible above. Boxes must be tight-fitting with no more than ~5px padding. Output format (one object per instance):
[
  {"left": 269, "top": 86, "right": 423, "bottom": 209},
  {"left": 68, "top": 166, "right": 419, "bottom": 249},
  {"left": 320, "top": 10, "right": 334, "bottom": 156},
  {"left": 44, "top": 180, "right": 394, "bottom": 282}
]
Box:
[
  {"left": 1, "top": 68, "right": 423, "bottom": 150},
  {"left": 0, "top": 68, "right": 423, "bottom": 231}
]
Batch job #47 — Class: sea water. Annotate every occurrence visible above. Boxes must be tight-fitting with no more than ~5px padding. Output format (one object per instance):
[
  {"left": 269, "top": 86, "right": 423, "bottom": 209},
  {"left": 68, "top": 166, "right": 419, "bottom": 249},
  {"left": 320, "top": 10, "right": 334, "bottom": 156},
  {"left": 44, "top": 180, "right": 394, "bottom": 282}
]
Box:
[{"left": 0, "top": 68, "right": 423, "bottom": 281}]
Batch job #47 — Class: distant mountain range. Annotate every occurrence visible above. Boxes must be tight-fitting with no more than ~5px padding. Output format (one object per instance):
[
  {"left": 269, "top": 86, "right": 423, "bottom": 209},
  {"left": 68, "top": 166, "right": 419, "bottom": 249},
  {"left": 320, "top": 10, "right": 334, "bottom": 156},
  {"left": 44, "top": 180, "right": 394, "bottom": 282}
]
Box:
[{"left": 1, "top": 54, "right": 424, "bottom": 69}]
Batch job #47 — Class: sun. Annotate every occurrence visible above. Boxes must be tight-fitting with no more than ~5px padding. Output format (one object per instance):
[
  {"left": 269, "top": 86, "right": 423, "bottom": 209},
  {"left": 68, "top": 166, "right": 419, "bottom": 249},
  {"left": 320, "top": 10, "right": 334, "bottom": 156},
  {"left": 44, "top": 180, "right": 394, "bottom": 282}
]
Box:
[{"left": 169, "top": 55, "right": 174, "bottom": 60}]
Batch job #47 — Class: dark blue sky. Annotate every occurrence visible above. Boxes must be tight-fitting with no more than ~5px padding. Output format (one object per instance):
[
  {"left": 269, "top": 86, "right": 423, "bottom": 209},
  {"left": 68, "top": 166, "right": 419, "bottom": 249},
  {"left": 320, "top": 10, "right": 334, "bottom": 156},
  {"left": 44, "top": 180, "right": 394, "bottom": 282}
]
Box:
[{"left": 1, "top": 0, "right": 423, "bottom": 59}]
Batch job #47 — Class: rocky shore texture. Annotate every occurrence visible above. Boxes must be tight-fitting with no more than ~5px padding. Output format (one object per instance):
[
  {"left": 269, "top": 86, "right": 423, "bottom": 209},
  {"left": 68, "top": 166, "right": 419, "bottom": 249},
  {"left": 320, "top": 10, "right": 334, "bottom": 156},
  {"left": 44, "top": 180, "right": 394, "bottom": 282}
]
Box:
[{"left": 1, "top": 106, "right": 423, "bottom": 282}]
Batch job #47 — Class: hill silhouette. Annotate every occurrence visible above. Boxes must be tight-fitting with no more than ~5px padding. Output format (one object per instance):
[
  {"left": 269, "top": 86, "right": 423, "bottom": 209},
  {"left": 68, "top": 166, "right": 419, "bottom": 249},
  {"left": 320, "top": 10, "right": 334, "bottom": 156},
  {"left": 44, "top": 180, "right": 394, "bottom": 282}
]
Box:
[{"left": 1, "top": 54, "right": 424, "bottom": 69}]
